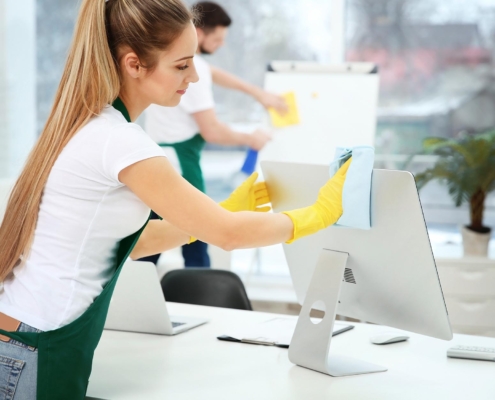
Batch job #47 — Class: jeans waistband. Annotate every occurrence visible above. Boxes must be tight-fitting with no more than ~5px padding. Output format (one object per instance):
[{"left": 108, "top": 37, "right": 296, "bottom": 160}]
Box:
[
  {"left": 18, "top": 322, "right": 42, "bottom": 334},
  {"left": 4, "top": 322, "right": 43, "bottom": 351}
]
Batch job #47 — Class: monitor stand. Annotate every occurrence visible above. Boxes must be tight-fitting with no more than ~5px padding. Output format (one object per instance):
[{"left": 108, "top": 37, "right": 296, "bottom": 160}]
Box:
[{"left": 288, "top": 249, "right": 387, "bottom": 377}]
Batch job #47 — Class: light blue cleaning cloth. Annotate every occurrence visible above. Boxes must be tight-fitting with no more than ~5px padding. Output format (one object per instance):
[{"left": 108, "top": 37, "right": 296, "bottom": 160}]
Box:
[{"left": 329, "top": 146, "right": 374, "bottom": 230}]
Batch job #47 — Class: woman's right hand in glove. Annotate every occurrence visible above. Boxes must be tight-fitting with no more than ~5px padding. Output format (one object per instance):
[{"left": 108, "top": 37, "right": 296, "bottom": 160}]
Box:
[{"left": 282, "top": 158, "right": 352, "bottom": 243}]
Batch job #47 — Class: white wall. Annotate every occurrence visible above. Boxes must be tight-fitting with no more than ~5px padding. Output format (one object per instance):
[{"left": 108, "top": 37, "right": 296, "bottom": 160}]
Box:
[
  {"left": 0, "top": 1, "right": 8, "bottom": 176},
  {"left": 330, "top": 0, "right": 346, "bottom": 63},
  {"left": 1, "top": 0, "right": 37, "bottom": 179}
]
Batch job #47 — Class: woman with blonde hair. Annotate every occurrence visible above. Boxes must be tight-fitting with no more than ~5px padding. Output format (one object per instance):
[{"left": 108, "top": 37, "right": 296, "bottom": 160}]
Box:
[{"left": 0, "top": 0, "right": 350, "bottom": 398}]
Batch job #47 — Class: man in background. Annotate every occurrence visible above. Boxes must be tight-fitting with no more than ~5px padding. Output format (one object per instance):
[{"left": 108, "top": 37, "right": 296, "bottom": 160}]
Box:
[{"left": 144, "top": 1, "right": 287, "bottom": 268}]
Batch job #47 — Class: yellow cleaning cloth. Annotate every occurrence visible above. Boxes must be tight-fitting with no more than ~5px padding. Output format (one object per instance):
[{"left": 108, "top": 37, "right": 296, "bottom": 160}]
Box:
[{"left": 268, "top": 92, "right": 300, "bottom": 128}]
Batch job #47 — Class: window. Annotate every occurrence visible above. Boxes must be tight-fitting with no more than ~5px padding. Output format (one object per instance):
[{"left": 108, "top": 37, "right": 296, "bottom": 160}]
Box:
[
  {"left": 346, "top": 0, "right": 495, "bottom": 228},
  {"left": 0, "top": 0, "right": 36, "bottom": 179}
]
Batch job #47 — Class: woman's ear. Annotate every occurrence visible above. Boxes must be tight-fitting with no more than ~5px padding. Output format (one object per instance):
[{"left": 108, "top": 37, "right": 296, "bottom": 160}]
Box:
[{"left": 121, "top": 52, "right": 145, "bottom": 79}]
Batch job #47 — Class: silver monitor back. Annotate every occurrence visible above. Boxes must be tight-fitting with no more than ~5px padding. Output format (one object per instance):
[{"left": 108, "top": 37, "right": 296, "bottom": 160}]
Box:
[
  {"left": 105, "top": 261, "right": 207, "bottom": 335},
  {"left": 261, "top": 161, "right": 452, "bottom": 340}
]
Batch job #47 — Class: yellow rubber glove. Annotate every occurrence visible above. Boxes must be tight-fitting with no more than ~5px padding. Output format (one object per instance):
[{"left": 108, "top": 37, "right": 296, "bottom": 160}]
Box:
[
  {"left": 282, "top": 158, "right": 352, "bottom": 243},
  {"left": 219, "top": 172, "right": 271, "bottom": 213},
  {"left": 188, "top": 172, "right": 271, "bottom": 244}
]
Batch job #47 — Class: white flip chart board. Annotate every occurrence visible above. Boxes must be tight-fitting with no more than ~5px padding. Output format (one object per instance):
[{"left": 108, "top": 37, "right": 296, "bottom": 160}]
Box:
[{"left": 260, "top": 62, "right": 379, "bottom": 165}]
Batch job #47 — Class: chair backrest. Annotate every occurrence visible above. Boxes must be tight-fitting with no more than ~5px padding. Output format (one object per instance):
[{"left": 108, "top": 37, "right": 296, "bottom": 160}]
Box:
[{"left": 160, "top": 269, "right": 253, "bottom": 311}]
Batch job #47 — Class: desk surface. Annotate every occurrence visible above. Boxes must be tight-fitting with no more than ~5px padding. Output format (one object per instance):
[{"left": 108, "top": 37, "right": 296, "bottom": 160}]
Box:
[{"left": 87, "top": 303, "right": 495, "bottom": 400}]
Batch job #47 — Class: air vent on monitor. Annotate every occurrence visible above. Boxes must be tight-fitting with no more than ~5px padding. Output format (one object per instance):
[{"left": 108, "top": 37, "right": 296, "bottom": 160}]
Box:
[{"left": 343, "top": 268, "right": 356, "bottom": 284}]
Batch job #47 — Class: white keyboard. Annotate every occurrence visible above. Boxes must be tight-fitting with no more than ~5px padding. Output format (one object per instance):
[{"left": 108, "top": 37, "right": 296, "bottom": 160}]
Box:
[{"left": 447, "top": 345, "right": 495, "bottom": 361}]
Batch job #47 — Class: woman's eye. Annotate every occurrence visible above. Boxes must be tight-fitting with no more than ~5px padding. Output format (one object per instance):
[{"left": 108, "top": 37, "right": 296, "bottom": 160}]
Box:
[{"left": 178, "top": 65, "right": 189, "bottom": 71}]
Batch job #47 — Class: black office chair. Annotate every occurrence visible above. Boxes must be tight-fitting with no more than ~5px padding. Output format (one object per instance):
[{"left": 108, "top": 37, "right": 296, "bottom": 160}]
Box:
[{"left": 160, "top": 268, "right": 253, "bottom": 311}]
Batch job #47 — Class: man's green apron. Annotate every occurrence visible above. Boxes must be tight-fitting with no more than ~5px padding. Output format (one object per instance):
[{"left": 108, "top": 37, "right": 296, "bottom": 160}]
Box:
[
  {"left": 160, "top": 133, "right": 206, "bottom": 192},
  {"left": 0, "top": 98, "right": 146, "bottom": 399}
]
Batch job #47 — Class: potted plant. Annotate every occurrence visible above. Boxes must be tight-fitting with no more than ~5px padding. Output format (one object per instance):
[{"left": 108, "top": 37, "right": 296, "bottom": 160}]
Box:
[{"left": 415, "top": 130, "right": 495, "bottom": 257}]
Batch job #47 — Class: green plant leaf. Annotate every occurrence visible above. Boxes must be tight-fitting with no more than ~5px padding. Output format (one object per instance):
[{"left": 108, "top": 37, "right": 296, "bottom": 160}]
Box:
[{"left": 416, "top": 131, "right": 495, "bottom": 218}]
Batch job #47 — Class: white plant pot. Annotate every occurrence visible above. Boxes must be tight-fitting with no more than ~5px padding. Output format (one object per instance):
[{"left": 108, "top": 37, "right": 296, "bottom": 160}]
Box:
[{"left": 461, "top": 226, "right": 491, "bottom": 257}]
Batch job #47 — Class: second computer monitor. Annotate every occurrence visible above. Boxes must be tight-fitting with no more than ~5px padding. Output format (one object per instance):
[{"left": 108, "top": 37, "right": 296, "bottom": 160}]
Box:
[{"left": 261, "top": 161, "right": 452, "bottom": 341}]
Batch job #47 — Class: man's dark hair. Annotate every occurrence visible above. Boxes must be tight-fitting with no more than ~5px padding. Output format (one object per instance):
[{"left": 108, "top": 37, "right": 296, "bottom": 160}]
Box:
[{"left": 193, "top": 2, "right": 232, "bottom": 33}]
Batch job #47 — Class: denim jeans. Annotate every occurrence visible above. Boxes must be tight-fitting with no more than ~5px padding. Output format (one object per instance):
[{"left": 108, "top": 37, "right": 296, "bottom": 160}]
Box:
[
  {"left": 137, "top": 211, "right": 211, "bottom": 268},
  {"left": 182, "top": 240, "right": 211, "bottom": 268},
  {"left": 139, "top": 240, "right": 212, "bottom": 268},
  {"left": 0, "top": 322, "right": 42, "bottom": 399}
]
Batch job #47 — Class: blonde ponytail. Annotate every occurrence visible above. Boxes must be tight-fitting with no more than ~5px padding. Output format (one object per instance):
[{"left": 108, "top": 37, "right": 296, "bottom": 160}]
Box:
[{"left": 0, "top": 0, "right": 193, "bottom": 281}]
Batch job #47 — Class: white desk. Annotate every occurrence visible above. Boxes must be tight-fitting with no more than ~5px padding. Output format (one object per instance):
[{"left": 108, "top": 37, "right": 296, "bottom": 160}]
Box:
[{"left": 87, "top": 303, "right": 495, "bottom": 400}]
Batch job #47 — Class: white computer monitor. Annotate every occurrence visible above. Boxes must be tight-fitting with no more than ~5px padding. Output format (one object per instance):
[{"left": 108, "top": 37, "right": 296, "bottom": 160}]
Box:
[{"left": 261, "top": 161, "right": 452, "bottom": 376}]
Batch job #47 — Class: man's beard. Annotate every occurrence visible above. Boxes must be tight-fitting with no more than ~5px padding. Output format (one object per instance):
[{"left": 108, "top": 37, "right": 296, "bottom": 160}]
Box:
[{"left": 199, "top": 45, "right": 211, "bottom": 55}]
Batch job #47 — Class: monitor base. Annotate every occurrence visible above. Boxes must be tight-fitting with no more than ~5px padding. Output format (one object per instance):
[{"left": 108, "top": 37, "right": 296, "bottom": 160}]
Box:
[
  {"left": 326, "top": 355, "right": 386, "bottom": 377},
  {"left": 288, "top": 249, "right": 387, "bottom": 377}
]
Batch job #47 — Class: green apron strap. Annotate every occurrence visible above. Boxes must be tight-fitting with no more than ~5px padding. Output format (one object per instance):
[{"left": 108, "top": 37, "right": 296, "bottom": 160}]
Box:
[
  {"left": 0, "top": 330, "right": 38, "bottom": 348},
  {"left": 160, "top": 133, "right": 206, "bottom": 193},
  {"left": 112, "top": 96, "right": 132, "bottom": 122}
]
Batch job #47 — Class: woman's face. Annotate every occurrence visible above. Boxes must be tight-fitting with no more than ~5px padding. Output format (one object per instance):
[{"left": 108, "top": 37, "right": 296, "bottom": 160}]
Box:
[{"left": 141, "top": 22, "right": 199, "bottom": 107}]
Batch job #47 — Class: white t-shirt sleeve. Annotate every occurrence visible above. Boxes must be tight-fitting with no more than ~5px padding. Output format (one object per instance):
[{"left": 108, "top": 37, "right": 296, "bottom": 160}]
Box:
[
  {"left": 103, "top": 123, "right": 166, "bottom": 183},
  {"left": 180, "top": 57, "right": 215, "bottom": 114}
]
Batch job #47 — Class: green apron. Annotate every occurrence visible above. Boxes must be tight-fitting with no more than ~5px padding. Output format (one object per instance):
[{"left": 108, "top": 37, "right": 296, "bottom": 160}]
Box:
[
  {"left": 0, "top": 98, "right": 147, "bottom": 399},
  {"left": 160, "top": 133, "right": 206, "bottom": 192}
]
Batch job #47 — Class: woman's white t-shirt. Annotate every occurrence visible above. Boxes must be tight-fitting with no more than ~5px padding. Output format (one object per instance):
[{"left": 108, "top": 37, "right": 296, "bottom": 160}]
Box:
[{"left": 0, "top": 105, "right": 166, "bottom": 331}]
